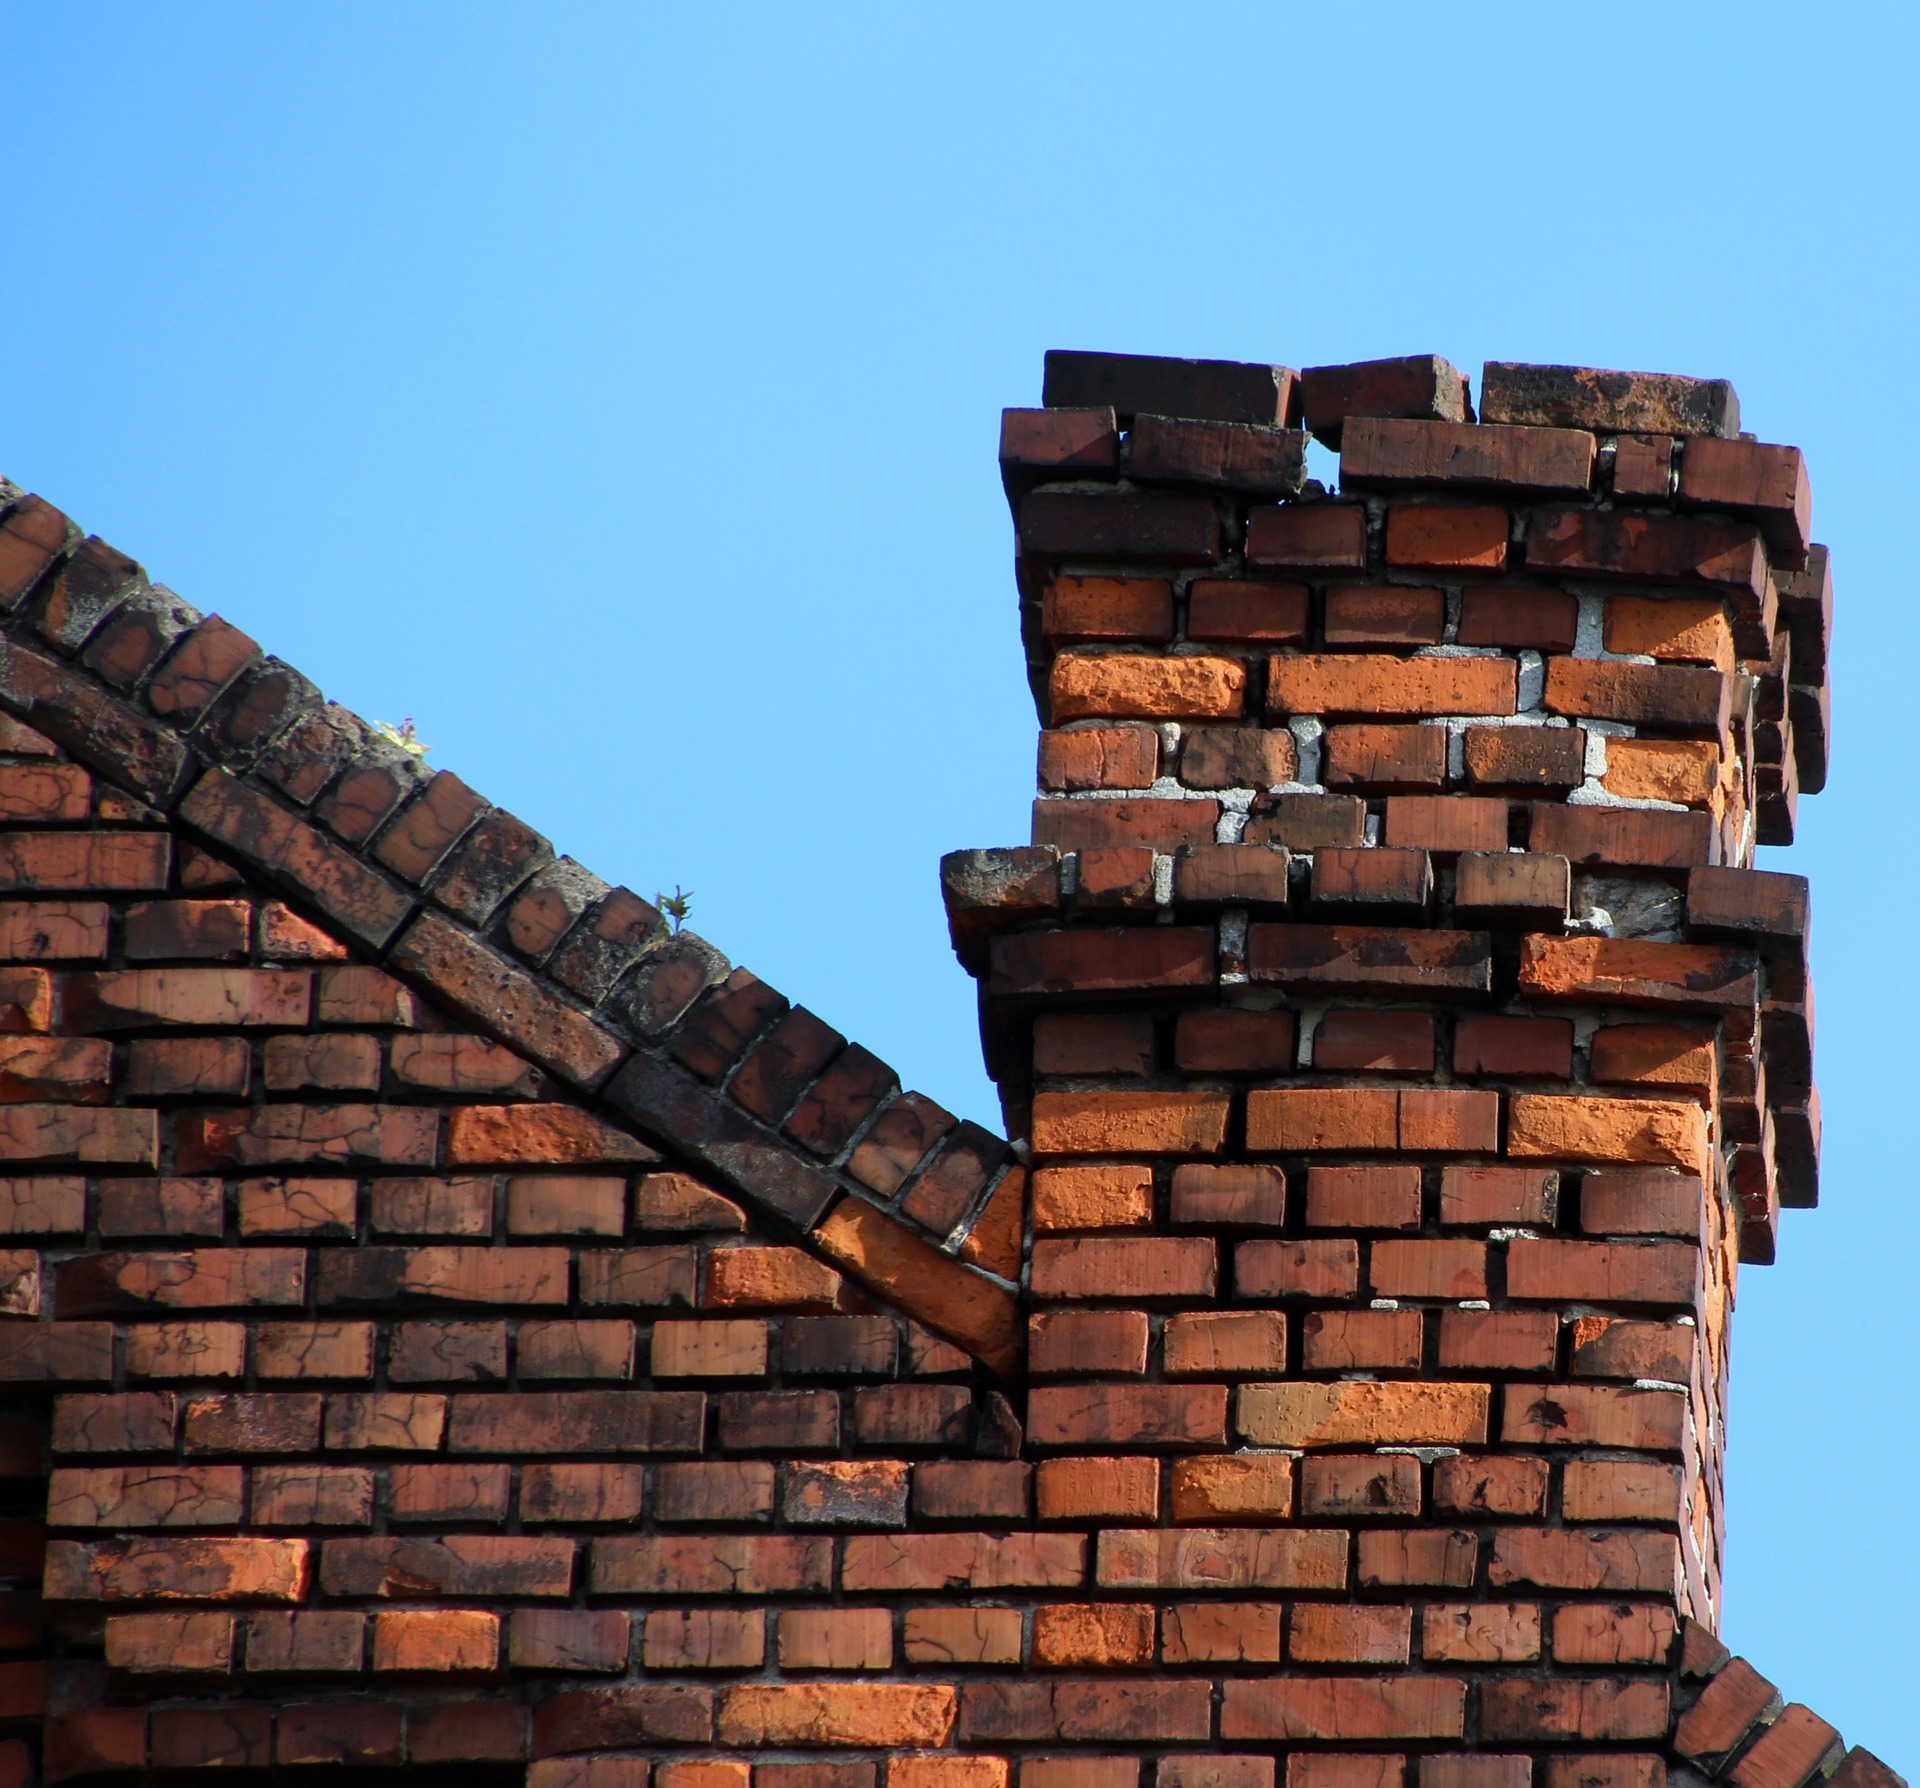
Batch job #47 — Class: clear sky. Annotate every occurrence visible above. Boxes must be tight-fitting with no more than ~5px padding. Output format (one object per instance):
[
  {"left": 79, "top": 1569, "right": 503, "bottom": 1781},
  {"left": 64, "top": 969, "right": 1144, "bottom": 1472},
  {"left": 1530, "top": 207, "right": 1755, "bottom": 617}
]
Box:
[{"left": 3, "top": 0, "right": 1915, "bottom": 1760}]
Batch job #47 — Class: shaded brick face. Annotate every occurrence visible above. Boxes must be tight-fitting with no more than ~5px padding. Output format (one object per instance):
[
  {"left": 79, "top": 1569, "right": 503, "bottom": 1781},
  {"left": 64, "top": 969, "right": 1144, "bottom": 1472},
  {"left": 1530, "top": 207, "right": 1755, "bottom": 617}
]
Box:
[{"left": 0, "top": 355, "right": 1870, "bottom": 1788}]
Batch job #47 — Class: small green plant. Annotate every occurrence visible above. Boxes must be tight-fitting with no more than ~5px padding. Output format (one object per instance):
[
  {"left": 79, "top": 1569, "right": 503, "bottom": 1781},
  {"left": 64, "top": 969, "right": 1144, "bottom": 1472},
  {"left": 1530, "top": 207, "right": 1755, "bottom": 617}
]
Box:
[
  {"left": 374, "top": 717, "right": 430, "bottom": 759},
  {"left": 657, "top": 886, "right": 693, "bottom": 933}
]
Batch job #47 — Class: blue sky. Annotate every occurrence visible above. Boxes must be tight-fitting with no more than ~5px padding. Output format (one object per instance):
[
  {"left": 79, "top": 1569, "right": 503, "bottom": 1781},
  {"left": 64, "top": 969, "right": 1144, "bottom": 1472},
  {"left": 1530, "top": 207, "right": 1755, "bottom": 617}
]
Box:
[{"left": 4, "top": 1, "right": 1916, "bottom": 1759}]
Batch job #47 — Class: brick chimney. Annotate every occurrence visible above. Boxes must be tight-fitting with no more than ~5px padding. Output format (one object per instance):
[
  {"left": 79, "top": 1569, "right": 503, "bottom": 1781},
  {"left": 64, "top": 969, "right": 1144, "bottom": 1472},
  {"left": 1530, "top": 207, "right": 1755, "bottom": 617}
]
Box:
[{"left": 942, "top": 348, "right": 1836, "bottom": 1782}]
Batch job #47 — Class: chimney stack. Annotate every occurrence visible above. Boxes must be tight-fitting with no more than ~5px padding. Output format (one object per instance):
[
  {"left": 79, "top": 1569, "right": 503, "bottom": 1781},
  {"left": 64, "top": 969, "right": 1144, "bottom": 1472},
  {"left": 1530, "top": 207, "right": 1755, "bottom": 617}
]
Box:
[{"left": 944, "top": 347, "right": 1829, "bottom": 1779}]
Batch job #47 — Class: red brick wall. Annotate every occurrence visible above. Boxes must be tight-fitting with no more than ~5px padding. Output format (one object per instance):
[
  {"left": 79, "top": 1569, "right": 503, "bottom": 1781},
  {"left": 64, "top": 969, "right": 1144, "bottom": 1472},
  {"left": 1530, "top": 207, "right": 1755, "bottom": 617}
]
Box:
[{"left": 0, "top": 354, "right": 1889, "bottom": 1788}]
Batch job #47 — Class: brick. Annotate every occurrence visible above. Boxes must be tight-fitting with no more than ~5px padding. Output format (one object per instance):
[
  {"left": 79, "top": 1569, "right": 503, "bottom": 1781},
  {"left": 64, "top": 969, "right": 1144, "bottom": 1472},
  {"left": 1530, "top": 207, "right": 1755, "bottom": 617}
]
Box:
[
  {"left": 1345, "top": 417, "right": 1594, "bottom": 494},
  {"left": 1237, "top": 1382, "right": 1489, "bottom": 1448},
  {"left": 316, "top": 964, "right": 417, "bottom": 1025},
  {"left": 45, "top": 1534, "right": 310, "bottom": 1602},
  {"left": 1590, "top": 1023, "right": 1718, "bottom": 1091},
  {"left": 1237, "top": 1239, "right": 1360, "bottom": 1299},
  {"left": 1481, "top": 363, "right": 1737, "bottom": 436},
  {"left": 371, "top": 1607, "right": 500, "bottom": 1672},
  {"left": 719, "top": 1682, "right": 957, "bottom": 1748},
  {"left": 1580, "top": 1171, "right": 1703, "bottom": 1239},
  {"left": 446, "top": 1103, "right": 654, "bottom": 1166},
  {"left": 1163, "top": 1454, "right": 1291, "bottom": 1523},
  {"left": 1267, "top": 654, "right": 1517, "bottom": 719},
  {"left": 410, "top": 1703, "right": 528, "bottom": 1767},
  {"left": 1568, "top": 1318, "right": 1693, "bottom": 1382},
  {"left": 1357, "top": 1530, "right": 1478, "bottom": 1587},
  {"left": 1159, "top": 1603, "right": 1284, "bottom": 1666},
  {"left": 57, "top": 1247, "right": 302, "bottom": 1315},
  {"left": 1508, "top": 1237, "right": 1701, "bottom": 1308},
  {"left": 1033, "top": 1013, "right": 1154, "bottom": 1076},
  {"left": 1036, "top": 1457, "right": 1159, "bottom": 1522},
  {"left": 1245, "top": 505, "right": 1368, "bottom": 567},
  {"left": 1453, "top": 851, "right": 1570, "bottom": 926},
  {"left": 1680, "top": 436, "right": 1811, "bottom": 556},
  {"left": 0, "top": 1320, "right": 111, "bottom": 1383},
  {"left": 1299, "top": 1454, "right": 1421, "bottom": 1519},
  {"left": 0, "top": 1039, "right": 109, "bottom": 1104},
  {"left": 1029, "top": 1383, "right": 1227, "bottom": 1449},
  {"left": 1050, "top": 653, "right": 1245, "bottom": 722},
  {"left": 1042, "top": 576, "right": 1174, "bottom": 644},
  {"left": 1433, "top": 1455, "right": 1548, "bottom": 1519},
  {"left": 523, "top": 1462, "right": 649, "bottom": 1524},
  {"left": 1003, "top": 404, "right": 1119, "bottom": 473},
  {"left": 0, "top": 900, "right": 109, "bottom": 961},
  {"left": 1433, "top": 1308, "right": 1555, "bottom": 1374},
  {"left": 1038, "top": 726, "right": 1159, "bottom": 792},
  {"left": 1463, "top": 726, "right": 1585, "bottom": 791},
  {"left": 1242, "top": 791, "right": 1367, "bottom": 849},
  {"left": 1527, "top": 803, "right": 1715, "bottom": 870},
  {"left": 1605, "top": 593, "right": 1734, "bottom": 668},
  {"left": 1132, "top": 413, "right": 1307, "bottom": 495},
  {"left": 1384, "top": 794, "right": 1509, "bottom": 853},
  {"left": 1314, "top": 1014, "right": 1434, "bottom": 1076},
  {"left": 1187, "top": 579, "right": 1310, "bottom": 643},
  {"left": 652, "top": 1319, "right": 768, "bottom": 1377},
  {"left": 1021, "top": 490, "right": 1220, "bottom": 561},
  {"left": 1180, "top": 727, "right": 1298, "bottom": 793},
  {"left": 644, "top": 1608, "right": 766, "bottom": 1670},
  {"left": 1387, "top": 505, "right": 1510, "bottom": 569},
  {"left": 320, "top": 1533, "right": 573, "bottom": 1599},
  {"left": 1482, "top": 1679, "right": 1671, "bottom": 1743},
  {"left": 1487, "top": 1528, "right": 1680, "bottom": 1594},
  {"left": 1435, "top": 1165, "right": 1557, "bottom": 1233},
  {"left": 722, "top": 1388, "right": 842, "bottom": 1451},
  {"left": 635, "top": 1172, "right": 746, "bottom": 1233},
  {"left": 177, "top": 1103, "right": 437, "bottom": 1172},
  {"left": 1507, "top": 1095, "right": 1711, "bottom": 1177},
  {"left": 1249, "top": 926, "right": 1491, "bottom": 998},
  {"left": 1031, "top": 1237, "right": 1216, "bottom": 1301},
  {"left": 1453, "top": 1016, "right": 1574, "bottom": 1080},
  {"left": 1291, "top": 1603, "right": 1414, "bottom": 1665},
  {"left": 1459, "top": 587, "right": 1578, "bottom": 651},
  {"left": 1374, "top": 1236, "right": 1489, "bottom": 1290},
  {"left": 1543, "top": 657, "right": 1728, "bottom": 733},
  {"left": 1167, "top": 1163, "right": 1285, "bottom": 1229},
  {"left": 1304, "top": 1163, "right": 1421, "bottom": 1227},
  {"left": 903, "top": 1606, "right": 1025, "bottom": 1665},
  {"left": 448, "top": 1390, "right": 704, "bottom": 1454},
  {"left": 1034, "top": 796, "right": 1217, "bottom": 853},
  {"left": 842, "top": 1531, "right": 1084, "bottom": 1591},
  {"left": 1551, "top": 1603, "right": 1677, "bottom": 1667},
  {"left": 324, "top": 1391, "right": 447, "bottom": 1450},
  {"left": 384, "top": 1034, "right": 541, "bottom": 1098},
  {"left": 123, "top": 1036, "right": 249, "bottom": 1099},
  {"left": 1172, "top": 1011, "right": 1296, "bottom": 1077},
  {"left": 104, "top": 1609, "right": 235, "bottom": 1673},
  {"left": 125, "top": 1320, "right": 247, "bottom": 1380},
  {"left": 1164, "top": 1310, "right": 1287, "bottom": 1376},
  {"left": 779, "top": 1606, "right": 894, "bottom": 1670},
  {"left": 179, "top": 770, "right": 412, "bottom": 947},
  {"left": 388, "top": 914, "right": 623, "bottom": 1089},
  {"left": 1043, "top": 351, "right": 1296, "bottom": 426},
  {"left": 1033, "top": 1602, "right": 1155, "bottom": 1668},
  {"left": 0, "top": 496, "right": 70, "bottom": 603},
  {"left": 1603, "top": 737, "right": 1721, "bottom": 807},
  {"left": 47, "top": 1463, "right": 244, "bottom": 1528},
  {"left": 1301, "top": 1308, "right": 1422, "bottom": 1371},
  {"left": 957, "top": 1678, "right": 1210, "bottom": 1743},
  {"left": 1030, "top": 1309, "right": 1150, "bottom": 1376},
  {"left": 1312, "top": 848, "right": 1432, "bottom": 919},
  {"left": 389, "top": 1461, "right": 510, "bottom": 1521},
  {"left": 914, "top": 1460, "right": 1030, "bottom": 1521},
  {"left": 529, "top": 1685, "right": 713, "bottom": 1755},
  {"left": 1326, "top": 584, "right": 1446, "bottom": 646},
  {"left": 431, "top": 807, "right": 552, "bottom": 924},
  {"left": 1032, "top": 1091, "right": 1228, "bottom": 1157},
  {"left": 52, "top": 1390, "right": 177, "bottom": 1453},
  {"left": 240, "top": 1609, "right": 364, "bottom": 1674},
  {"left": 1301, "top": 355, "right": 1469, "bottom": 444},
  {"left": 1395, "top": 1091, "right": 1496, "bottom": 1155},
  {"left": 1324, "top": 723, "right": 1447, "bottom": 791},
  {"left": 1219, "top": 1677, "right": 1465, "bottom": 1741},
  {"left": 512, "top": 1608, "right": 632, "bottom": 1672},
  {"left": 783, "top": 1316, "right": 898, "bottom": 1378},
  {"left": 508, "top": 1175, "right": 625, "bottom": 1237}
]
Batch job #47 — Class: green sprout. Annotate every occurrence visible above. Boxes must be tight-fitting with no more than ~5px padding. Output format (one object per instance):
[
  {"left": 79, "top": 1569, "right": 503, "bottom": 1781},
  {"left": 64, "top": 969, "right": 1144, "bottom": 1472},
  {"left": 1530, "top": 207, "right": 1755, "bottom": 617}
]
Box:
[
  {"left": 374, "top": 717, "right": 430, "bottom": 759},
  {"left": 657, "top": 886, "right": 693, "bottom": 933}
]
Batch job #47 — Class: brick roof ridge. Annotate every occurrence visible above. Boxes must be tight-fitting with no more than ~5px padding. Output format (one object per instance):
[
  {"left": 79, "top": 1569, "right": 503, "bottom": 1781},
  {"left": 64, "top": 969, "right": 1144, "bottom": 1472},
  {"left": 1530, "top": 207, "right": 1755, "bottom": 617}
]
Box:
[
  {"left": 0, "top": 476, "right": 1023, "bottom": 1377},
  {"left": 1669, "top": 1620, "right": 1903, "bottom": 1788}
]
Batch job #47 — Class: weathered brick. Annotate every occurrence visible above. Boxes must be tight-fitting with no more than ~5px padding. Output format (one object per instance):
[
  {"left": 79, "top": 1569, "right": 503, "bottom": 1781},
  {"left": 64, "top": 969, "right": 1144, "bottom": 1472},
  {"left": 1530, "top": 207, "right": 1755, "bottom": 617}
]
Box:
[{"left": 1268, "top": 655, "right": 1517, "bottom": 719}]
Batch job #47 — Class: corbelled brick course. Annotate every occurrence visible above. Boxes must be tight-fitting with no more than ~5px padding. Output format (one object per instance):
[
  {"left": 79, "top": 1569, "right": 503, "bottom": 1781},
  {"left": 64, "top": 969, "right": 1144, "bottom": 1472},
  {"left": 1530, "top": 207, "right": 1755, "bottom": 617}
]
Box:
[{"left": 0, "top": 348, "right": 1884, "bottom": 1788}]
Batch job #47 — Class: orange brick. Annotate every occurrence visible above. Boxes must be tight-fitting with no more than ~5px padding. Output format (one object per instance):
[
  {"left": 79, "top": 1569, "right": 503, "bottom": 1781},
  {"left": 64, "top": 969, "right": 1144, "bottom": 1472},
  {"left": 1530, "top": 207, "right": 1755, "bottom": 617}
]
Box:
[
  {"left": 1167, "top": 1455, "right": 1292, "bottom": 1522},
  {"left": 104, "top": 1609, "right": 235, "bottom": 1673},
  {"left": 1031, "top": 1164, "right": 1154, "bottom": 1232},
  {"left": 1035, "top": 1457, "right": 1159, "bottom": 1522},
  {"left": 1038, "top": 726, "right": 1159, "bottom": 792},
  {"left": 1164, "top": 1311, "right": 1287, "bottom": 1376},
  {"left": 1603, "top": 594, "right": 1734, "bottom": 669},
  {"left": 1601, "top": 737, "right": 1721, "bottom": 806},
  {"left": 1050, "top": 654, "right": 1247, "bottom": 721},
  {"left": 1422, "top": 1603, "right": 1541, "bottom": 1664},
  {"left": 1507, "top": 1094, "right": 1710, "bottom": 1177},
  {"left": 1386, "top": 505, "right": 1510, "bottom": 570},
  {"left": 643, "top": 1608, "right": 766, "bottom": 1670},
  {"left": 1267, "top": 655, "right": 1517, "bottom": 720},
  {"left": 650, "top": 1321, "right": 769, "bottom": 1377},
  {"left": 1245, "top": 1088, "right": 1396, "bottom": 1152},
  {"left": 903, "top": 1606, "right": 1024, "bottom": 1665},
  {"left": 1030, "top": 1091, "right": 1230, "bottom": 1156},
  {"left": 1161, "top": 1602, "right": 1284, "bottom": 1664},
  {"left": 1290, "top": 1604, "right": 1412, "bottom": 1665},
  {"left": 1590, "top": 1024, "right": 1717, "bottom": 1091},
  {"left": 1030, "top": 1237, "right": 1216, "bottom": 1301},
  {"left": 1042, "top": 576, "right": 1175, "bottom": 643},
  {"left": 1551, "top": 1602, "right": 1676, "bottom": 1665},
  {"left": 372, "top": 1608, "right": 498, "bottom": 1672},
  {"left": 1236, "top": 1382, "right": 1489, "bottom": 1448},
  {"left": 1301, "top": 1309, "right": 1422, "bottom": 1371},
  {"left": 1561, "top": 1458, "right": 1682, "bottom": 1524},
  {"left": 1031, "top": 1602, "right": 1155, "bottom": 1667},
  {"left": 715, "top": 1682, "right": 956, "bottom": 1748},
  {"left": 778, "top": 1607, "right": 893, "bottom": 1670},
  {"left": 1370, "top": 1239, "right": 1487, "bottom": 1299},
  {"left": 705, "top": 1248, "right": 845, "bottom": 1311}
]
